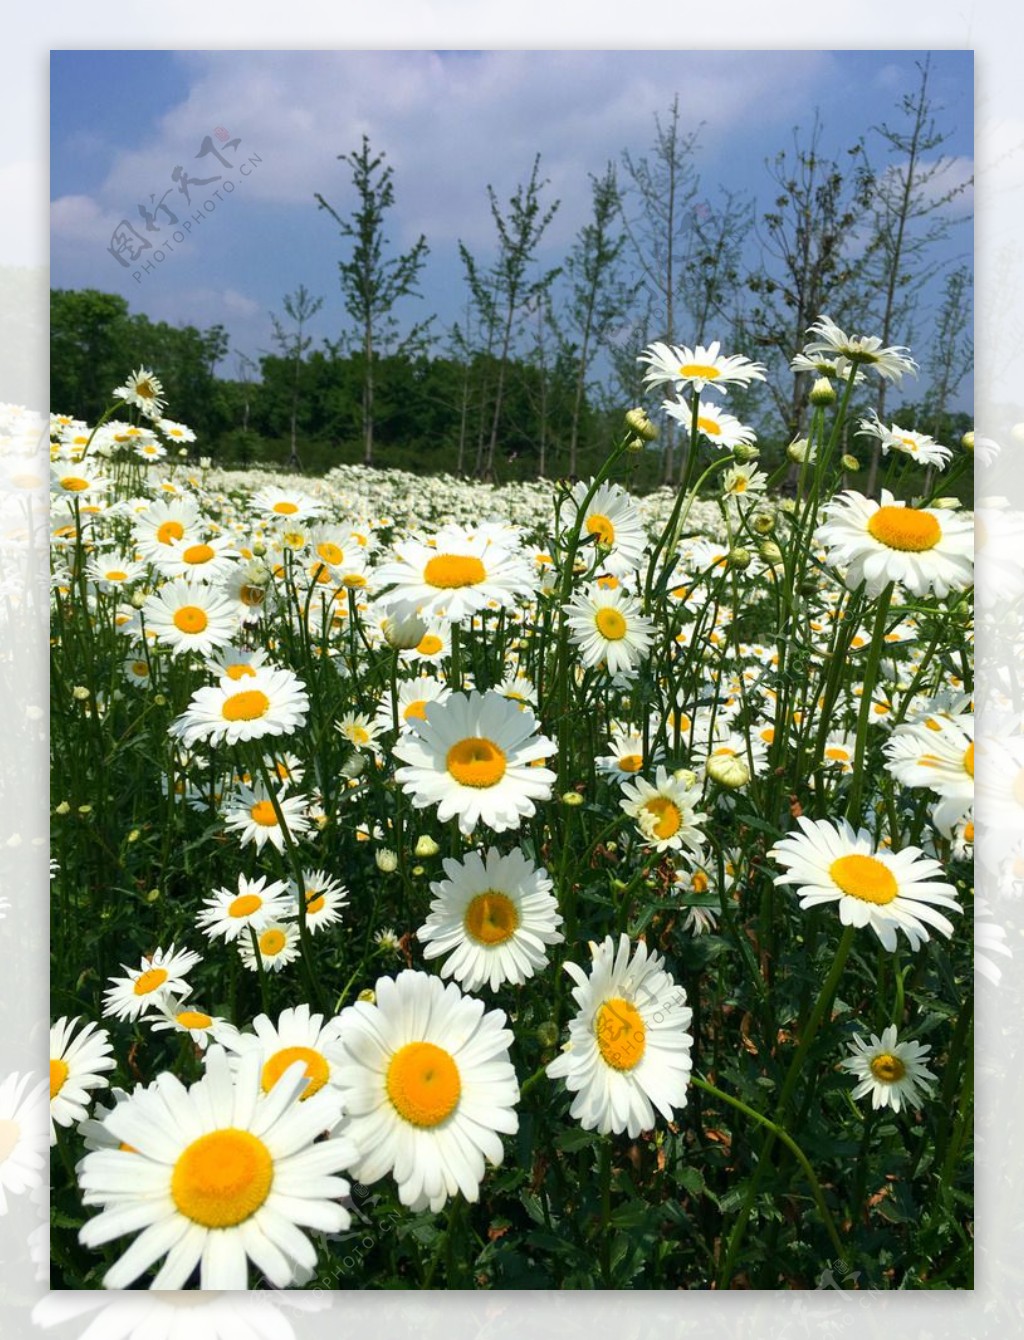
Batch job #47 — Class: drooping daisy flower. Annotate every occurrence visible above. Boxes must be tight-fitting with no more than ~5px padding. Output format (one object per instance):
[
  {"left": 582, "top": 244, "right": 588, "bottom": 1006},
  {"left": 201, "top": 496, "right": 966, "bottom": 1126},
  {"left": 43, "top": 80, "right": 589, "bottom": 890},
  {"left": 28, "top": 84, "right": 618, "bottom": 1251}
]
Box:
[
  {"left": 287, "top": 869, "right": 349, "bottom": 932},
  {"left": 49, "top": 1017, "right": 116, "bottom": 1145},
  {"left": 569, "top": 479, "right": 647, "bottom": 577},
  {"left": 563, "top": 585, "right": 655, "bottom": 677},
  {"left": 839, "top": 1024, "right": 937, "bottom": 1113},
  {"left": 596, "top": 728, "right": 663, "bottom": 783},
  {"left": 102, "top": 944, "right": 201, "bottom": 1022},
  {"left": 375, "top": 525, "right": 535, "bottom": 623},
  {"left": 815, "top": 489, "right": 974, "bottom": 600},
  {"left": 417, "top": 847, "right": 564, "bottom": 991},
  {"left": 858, "top": 411, "right": 952, "bottom": 470},
  {"left": 662, "top": 398, "right": 758, "bottom": 451},
  {"left": 639, "top": 340, "right": 766, "bottom": 395},
  {"left": 112, "top": 366, "right": 166, "bottom": 419},
  {"left": 769, "top": 816, "right": 963, "bottom": 952},
  {"left": 238, "top": 922, "right": 302, "bottom": 974},
  {"left": 332, "top": 970, "right": 519, "bottom": 1212},
  {"left": 142, "top": 580, "right": 239, "bottom": 658},
  {"left": 802, "top": 315, "right": 918, "bottom": 384},
  {"left": 76, "top": 1044, "right": 356, "bottom": 1288},
  {"left": 546, "top": 935, "right": 693, "bottom": 1138},
  {"left": 171, "top": 667, "right": 309, "bottom": 748},
  {"left": 375, "top": 674, "right": 452, "bottom": 735},
  {"left": 221, "top": 1004, "right": 345, "bottom": 1103},
  {"left": 222, "top": 782, "right": 313, "bottom": 854},
  {"left": 393, "top": 690, "right": 556, "bottom": 836},
  {"left": 620, "top": 766, "right": 707, "bottom": 857},
  {"left": 147, "top": 1004, "right": 228, "bottom": 1052},
  {"left": 196, "top": 874, "right": 293, "bottom": 943},
  {"left": 884, "top": 715, "right": 974, "bottom": 835}
]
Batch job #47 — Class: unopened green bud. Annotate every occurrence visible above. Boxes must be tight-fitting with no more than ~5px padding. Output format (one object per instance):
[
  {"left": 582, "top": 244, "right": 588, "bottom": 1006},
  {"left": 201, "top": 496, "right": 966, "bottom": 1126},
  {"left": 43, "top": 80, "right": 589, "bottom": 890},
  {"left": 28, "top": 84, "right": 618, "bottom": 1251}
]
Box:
[
  {"left": 382, "top": 612, "right": 427, "bottom": 650},
  {"left": 961, "top": 431, "right": 974, "bottom": 452},
  {"left": 625, "top": 407, "right": 659, "bottom": 441},
  {"left": 375, "top": 848, "right": 398, "bottom": 873},
  {"left": 932, "top": 497, "right": 962, "bottom": 510},
  {"left": 727, "top": 546, "right": 752, "bottom": 570},
  {"left": 673, "top": 768, "right": 698, "bottom": 789},
  {"left": 561, "top": 791, "right": 584, "bottom": 807},
  {"left": 536, "top": 1021, "right": 560, "bottom": 1049},
  {"left": 414, "top": 835, "right": 440, "bottom": 858},
  {"left": 130, "top": 590, "right": 147, "bottom": 609},
  {"left": 706, "top": 753, "right": 751, "bottom": 789},
  {"left": 841, "top": 454, "right": 860, "bottom": 472},
  {"left": 252, "top": 540, "right": 267, "bottom": 558},
  {"left": 340, "top": 752, "right": 367, "bottom": 780},
  {"left": 759, "top": 540, "right": 783, "bottom": 564},
  {"left": 357, "top": 987, "right": 376, "bottom": 1004},
  {"left": 55, "top": 801, "right": 71, "bottom": 816},
  {"left": 809, "top": 377, "right": 836, "bottom": 406},
  {"left": 145, "top": 887, "right": 161, "bottom": 903},
  {"left": 751, "top": 511, "right": 775, "bottom": 535},
  {"left": 732, "top": 442, "right": 759, "bottom": 464},
  {"left": 625, "top": 436, "right": 647, "bottom": 454},
  {"left": 787, "top": 438, "right": 811, "bottom": 463},
  {"left": 411, "top": 864, "right": 425, "bottom": 877}
]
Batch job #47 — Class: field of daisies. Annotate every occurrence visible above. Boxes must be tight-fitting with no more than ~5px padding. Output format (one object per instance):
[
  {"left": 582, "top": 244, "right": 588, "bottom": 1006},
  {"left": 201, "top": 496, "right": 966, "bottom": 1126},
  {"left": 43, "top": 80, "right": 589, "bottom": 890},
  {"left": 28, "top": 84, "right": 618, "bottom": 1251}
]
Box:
[{"left": 49, "top": 318, "right": 974, "bottom": 1291}]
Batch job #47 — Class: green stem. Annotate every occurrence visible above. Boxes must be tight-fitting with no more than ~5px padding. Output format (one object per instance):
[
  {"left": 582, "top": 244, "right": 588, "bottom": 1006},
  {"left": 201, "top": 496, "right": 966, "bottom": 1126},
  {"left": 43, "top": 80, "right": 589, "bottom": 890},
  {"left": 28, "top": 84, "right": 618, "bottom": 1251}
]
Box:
[{"left": 845, "top": 583, "right": 895, "bottom": 823}]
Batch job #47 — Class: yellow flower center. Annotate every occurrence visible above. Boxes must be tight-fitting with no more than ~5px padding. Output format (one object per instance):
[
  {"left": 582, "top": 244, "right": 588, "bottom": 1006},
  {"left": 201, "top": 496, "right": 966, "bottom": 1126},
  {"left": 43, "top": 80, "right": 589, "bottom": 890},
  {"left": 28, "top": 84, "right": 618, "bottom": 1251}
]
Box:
[
  {"left": 644, "top": 796, "right": 682, "bottom": 840},
  {"left": 135, "top": 379, "right": 157, "bottom": 399},
  {"left": 306, "top": 892, "right": 326, "bottom": 914},
  {"left": 386, "top": 1041, "right": 462, "bottom": 1127},
  {"left": 156, "top": 519, "right": 185, "bottom": 545},
  {"left": 229, "top": 893, "right": 263, "bottom": 918},
  {"left": 60, "top": 475, "right": 89, "bottom": 491},
  {"left": 258, "top": 928, "right": 286, "bottom": 955},
  {"left": 679, "top": 363, "right": 721, "bottom": 381},
  {"left": 617, "top": 753, "right": 643, "bottom": 773},
  {"left": 697, "top": 416, "right": 722, "bottom": 436},
  {"left": 173, "top": 605, "right": 209, "bottom": 635},
  {"left": 423, "top": 554, "right": 487, "bottom": 589},
  {"left": 50, "top": 1058, "right": 69, "bottom": 1099},
  {"left": 691, "top": 870, "right": 710, "bottom": 893},
  {"left": 133, "top": 966, "right": 169, "bottom": 996},
  {"left": 404, "top": 699, "right": 428, "bottom": 721},
  {"left": 171, "top": 1129, "right": 273, "bottom": 1228},
  {"left": 595, "top": 607, "right": 627, "bottom": 640},
  {"left": 464, "top": 890, "right": 520, "bottom": 945},
  {"left": 446, "top": 737, "right": 507, "bottom": 788},
  {"left": 829, "top": 853, "right": 898, "bottom": 904},
  {"left": 316, "top": 541, "right": 344, "bottom": 565},
  {"left": 869, "top": 1052, "right": 906, "bottom": 1083},
  {"left": 261, "top": 1046, "right": 330, "bottom": 1099},
  {"left": 825, "top": 746, "right": 851, "bottom": 762},
  {"left": 132, "top": 660, "right": 149, "bottom": 676},
  {"left": 176, "top": 1010, "right": 213, "bottom": 1030},
  {"left": 586, "top": 514, "right": 616, "bottom": 546},
  {"left": 106, "top": 570, "right": 128, "bottom": 582},
  {"left": 595, "top": 997, "right": 646, "bottom": 1071},
  {"left": 866, "top": 506, "right": 941, "bottom": 552},
  {"left": 963, "top": 742, "right": 974, "bottom": 777},
  {"left": 416, "top": 634, "right": 444, "bottom": 656},
  {"left": 222, "top": 690, "right": 270, "bottom": 722},
  {"left": 182, "top": 543, "right": 216, "bottom": 565},
  {"left": 273, "top": 501, "right": 299, "bottom": 515},
  {"left": 225, "top": 663, "right": 257, "bottom": 680}
]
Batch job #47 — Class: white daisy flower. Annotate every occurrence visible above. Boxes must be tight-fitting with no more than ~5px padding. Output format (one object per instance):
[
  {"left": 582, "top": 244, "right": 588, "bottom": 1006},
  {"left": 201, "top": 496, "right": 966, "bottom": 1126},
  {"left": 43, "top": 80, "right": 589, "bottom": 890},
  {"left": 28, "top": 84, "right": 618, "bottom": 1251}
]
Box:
[
  {"left": 802, "top": 315, "right": 918, "bottom": 384},
  {"left": 596, "top": 729, "right": 662, "bottom": 783},
  {"left": 221, "top": 1004, "right": 345, "bottom": 1101},
  {"left": 884, "top": 716, "right": 974, "bottom": 835},
  {"left": 858, "top": 410, "right": 952, "bottom": 470},
  {"left": 769, "top": 816, "right": 963, "bottom": 952},
  {"left": 170, "top": 667, "right": 309, "bottom": 748},
  {"left": 375, "top": 525, "right": 535, "bottom": 624},
  {"left": 287, "top": 869, "right": 349, "bottom": 932},
  {"left": 252, "top": 485, "right": 324, "bottom": 521},
  {"left": 332, "top": 970, "right": 519, "bottom": 1212},
  {"left": 663, "top": 397, "right": 758, "bottom": 451},
  {"left": 196, "top": 874, "right": 293, "bottom": 943},
  {"left": 815, "top": 489, "right": 973, "bottom": 600},
  {"left": 76, "top": 1044, "right": 356, "bottom": 1288},
  {"left": 839, "top": 1024, "right": 937, "bottom": 1113},
  {"left": 563, "top": 585, "right": 655, "bottom": 677},
  {"left": 0, "top": 1073, "right": 47, "bottom": 1213},
  {"left": 393, "top": 690, "right": 556, "bottom": 836},
  {"left": 222, "top": 782, "right": 313, "bottom": 854},
  {"left": 546, "top": 935, "right": 694, "bottom": 1138},
  {"left": 152, "top": 534, "right": 240, "bottom": 584},
  {"left": 49, "top": 1017, "right": 116, "bottom": 1145},
  {"left": 132, "top": 495, "right": 203, "bottom": 561},
  {"left": 102, "top": 944, "right": 201, "bottom": 1022},
  {"left": 147, "top": 1005, "right": 229, "bottom": 1052},
  {"left": 639, "top": 340, "right": 766, "bottom": 395},
  {"left": 112, "top": 366, "right": 166, "bottom": 419},
  {"left": 417, "top": 846, "right": 564, "bottom": 991},
  {"left": 142, "top": 580, "right": 239, "bottom": 658},
  {"left": 238, "top": 922, "right": 302, "bottom": 974},
  {"left": 569, "top": 479, "right": 647, "bottom": 577},
  {"left": 620, "top": 766, "right": 707, "bottom": 857}
]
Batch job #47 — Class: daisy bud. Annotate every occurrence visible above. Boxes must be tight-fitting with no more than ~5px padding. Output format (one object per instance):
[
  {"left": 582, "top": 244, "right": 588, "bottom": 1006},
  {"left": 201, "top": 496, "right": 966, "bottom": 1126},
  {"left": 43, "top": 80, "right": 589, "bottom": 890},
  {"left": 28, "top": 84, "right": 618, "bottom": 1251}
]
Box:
[
  {"left": 375, "top": 848, "right": 398, "bottom": 873},
  {"left": 786, "top": 438, "right": 811, "bottom": 463},
  {"left": 727, "top": 546, "right": 752, "bottom": 570},
  {"left": 54, "top": 801, "right": 70, "bottom": 816},
  {"left": 130, "top": 590, "right": 147, "bottom": 609},
  {"left": 960, "top": 430, "right": 974, "bottom": 450},
  {"left": 841, "top": 454, "right": 860, "bottom": 471},
  {"left": 177, "top": 447, "right": 188, "bottom": 458},
  {"left": 414, "top": 835, "right": 440, "bottom": 857},
  {"left": 127, "top": 828, "right": 140, "bottom": 843},
  {"left": 411, "top": 865, "right": 425, "bottom": 877},
  {"left": 199, "top": 456, "right": 212, "bottom": 468},
  {"left": 751, "top": 511, "right": 775, "bottom": 535},
  {"left": 153, "top": 694, "right": 167, "bottom": 707},
  {"left": 706, "top": 753, "right": 751, "bottom": 789},
  {"left": 561, "top": 791, "right": 584, "bottom": 807},
  {"left": 340, "top": 752, "right": 367, "bottom": 779},
  {"left": 672, "top": 768, "right": 698, "bottom": 789},
  {"left": 931, "top": 497, "right": 962, "bottom": 509},
  {"left": 625, "top": 407, "right": 659, "bottom": 441},
  {"left": 625, "top": 436, "right": 647, "bottom": 454},
  {"left": 382, "top": 611, "right": 428, "bottom": 650},
  {"left": 72, "top": 685, "right": 90, "bottom": 701},
  {"left": 809, "top": 376, "right": 837, "bottom": 406},
  {"left": 536, "top": 1021, "right": 559, "bottom": 1049},
  {"left": 145, "top": 887, "right": 160, "bottom": 902},
  {"left": 732, "top": 442, "right": 759, "bottom": 463},
  {"left": 759, "top": 540, "right": 783, "bottom": 565},
  {"left": 252, "top": 540, "right": 267, "bottom": 557},
  {"left": 357, "top": 988, "right": 376, "bottom": 1004}
]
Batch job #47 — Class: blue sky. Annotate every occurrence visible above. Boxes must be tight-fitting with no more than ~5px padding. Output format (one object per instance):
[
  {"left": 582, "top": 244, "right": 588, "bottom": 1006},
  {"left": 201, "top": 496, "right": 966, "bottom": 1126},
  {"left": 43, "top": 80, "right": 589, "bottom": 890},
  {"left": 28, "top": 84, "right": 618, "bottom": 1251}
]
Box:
[{"left": 50, "top": 49, "right": 973, "bottom": 400}]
